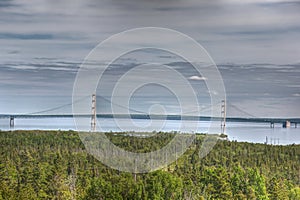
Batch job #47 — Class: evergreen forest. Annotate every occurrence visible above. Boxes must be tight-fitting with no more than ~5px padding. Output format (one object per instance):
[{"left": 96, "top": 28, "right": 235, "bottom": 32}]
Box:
[{"left": 0, "top": 130, "right": 299, "bottom": 199}]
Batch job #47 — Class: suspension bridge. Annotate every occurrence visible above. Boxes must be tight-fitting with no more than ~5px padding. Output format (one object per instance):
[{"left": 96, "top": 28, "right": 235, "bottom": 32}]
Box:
[{"left": 0, "top": 94, "right": 299, "bottom": 131}]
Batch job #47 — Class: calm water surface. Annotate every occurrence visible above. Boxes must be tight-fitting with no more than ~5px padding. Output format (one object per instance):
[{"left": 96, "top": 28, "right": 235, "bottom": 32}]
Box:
[{"left": 0, "top": 118, "right": 299, "bottom": 145}]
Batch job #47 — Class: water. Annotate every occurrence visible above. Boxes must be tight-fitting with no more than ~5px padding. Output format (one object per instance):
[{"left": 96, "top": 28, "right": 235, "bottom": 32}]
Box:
[{"left": 0, "top": 117, "right": 299, "bottom": 145}]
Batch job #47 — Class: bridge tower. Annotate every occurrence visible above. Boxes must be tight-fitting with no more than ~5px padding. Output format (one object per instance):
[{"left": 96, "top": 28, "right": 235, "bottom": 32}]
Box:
[
  {"left": 91, "top": 94, "right": 96, "bottom": 132},
  {"left": 221, "top": 100, "right": 226, "bottom": 134}
]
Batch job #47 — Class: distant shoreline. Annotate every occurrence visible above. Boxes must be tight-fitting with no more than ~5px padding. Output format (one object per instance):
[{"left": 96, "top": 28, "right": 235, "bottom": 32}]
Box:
[{"left": 1, "top": 129, "right": 299, "bottom": 146}]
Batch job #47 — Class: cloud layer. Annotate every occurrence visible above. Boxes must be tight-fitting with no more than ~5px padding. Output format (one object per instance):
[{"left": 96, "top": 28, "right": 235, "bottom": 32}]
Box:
[{"left": 0, "top": 0, "right": 299, "bottom": 117}]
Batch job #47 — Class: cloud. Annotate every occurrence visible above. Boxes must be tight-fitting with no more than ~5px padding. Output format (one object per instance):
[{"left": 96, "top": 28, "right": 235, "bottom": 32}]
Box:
[
  {"left": 219, "top": 26, "right": 300, "bottom": 37},
  {"left": 0, "top": 32, "right": 85, "bottom": 41},
  {"left": 8, "top": 65, "right": 38, "bottom": 70},
  {"left": 0, "top": 0, "right": 299, "bottom": 117},
  {"left": 0, "top": 33, "right": 54, "bottom": 40},
  {"left": 287, "top": 84, "right": 300, "bottom": 88},
  {"left": 1, "top": 62, "right": 80, "bottom": 72},
  {"left": 0, "top": 0, "right": 15, "bottom": 8},
  {"left": 224, "top": 0, "right": 300, "bottom": 4},
  {"left": 188, "top": 75, "right": 207, "bottom": 81}
]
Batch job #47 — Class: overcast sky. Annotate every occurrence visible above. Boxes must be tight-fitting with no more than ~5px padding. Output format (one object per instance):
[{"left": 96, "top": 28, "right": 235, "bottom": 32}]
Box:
[{"left": 0, "top": 0, "right": 300, "bottom": 118}]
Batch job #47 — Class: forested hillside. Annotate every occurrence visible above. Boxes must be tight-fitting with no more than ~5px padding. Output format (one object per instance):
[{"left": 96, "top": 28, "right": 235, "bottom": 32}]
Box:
[{"left": 0, "top": 130, "right": 299, "bottom": 199}]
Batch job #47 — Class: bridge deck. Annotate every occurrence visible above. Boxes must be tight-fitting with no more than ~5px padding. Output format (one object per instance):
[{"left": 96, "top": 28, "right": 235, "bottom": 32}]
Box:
[{"left": 1, "top": 114, "right": 299, "bottom": 124}]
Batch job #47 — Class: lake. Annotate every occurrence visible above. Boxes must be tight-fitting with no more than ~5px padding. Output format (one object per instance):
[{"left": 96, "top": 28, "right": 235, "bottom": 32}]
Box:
[{"left": 0, "top": 117, "right": 299, "bottom": 145}]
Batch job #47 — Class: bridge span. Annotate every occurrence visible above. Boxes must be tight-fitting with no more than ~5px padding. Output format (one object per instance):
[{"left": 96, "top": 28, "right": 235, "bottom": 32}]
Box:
[
  {"left": 1, "top": 95, "right": 299, "bottom": 130},
  {"left": 1, "top": 114, "right": 299, "bottom": 129}
]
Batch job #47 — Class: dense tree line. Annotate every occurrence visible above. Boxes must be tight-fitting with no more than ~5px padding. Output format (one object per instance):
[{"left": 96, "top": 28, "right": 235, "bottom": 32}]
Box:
[{"left": 0, "top": 130, "right": 299, "bottom": 199}]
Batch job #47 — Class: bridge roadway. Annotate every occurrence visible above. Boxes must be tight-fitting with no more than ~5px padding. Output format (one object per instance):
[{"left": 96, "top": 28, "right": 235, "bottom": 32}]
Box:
[{"left": 0, "top": 114, "right": 299, "bottom": 125}]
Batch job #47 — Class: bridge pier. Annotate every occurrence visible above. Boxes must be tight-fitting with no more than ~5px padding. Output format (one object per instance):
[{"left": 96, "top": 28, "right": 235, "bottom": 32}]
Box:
[
  {"left": 9, "top": 116, "right": 14, "bottom": 128},
  {"left": 282, "top": 120, "right": 291, "bottom": 128}
]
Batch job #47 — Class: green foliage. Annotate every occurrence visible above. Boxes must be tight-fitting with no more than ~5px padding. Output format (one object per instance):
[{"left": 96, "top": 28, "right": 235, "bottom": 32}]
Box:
[
  {"left": 0, "top": 130, "right": 299, "bottom": 199},
  {"left": 145, "top": 171, "right": 183, "bottom": 199},
  {"left": 289, "top": 187, "right": 300, "bottom": 200}
]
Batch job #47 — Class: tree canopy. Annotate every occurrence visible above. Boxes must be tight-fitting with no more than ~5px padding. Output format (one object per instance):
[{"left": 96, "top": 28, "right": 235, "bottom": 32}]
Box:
[{"left": 0, "top": 130, "right": 299, "bottom": 199}]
